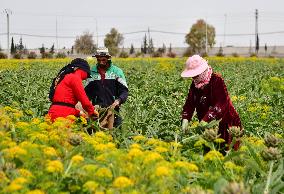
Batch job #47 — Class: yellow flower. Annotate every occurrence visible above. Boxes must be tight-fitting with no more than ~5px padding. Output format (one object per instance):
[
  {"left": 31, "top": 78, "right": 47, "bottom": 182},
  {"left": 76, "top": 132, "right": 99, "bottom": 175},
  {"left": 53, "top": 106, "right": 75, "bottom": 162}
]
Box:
[
  {"left": 5, "top": 183, "right": 22, "bottom": 192},
  {"left": 231, "top": 96, "right": 238, "bottom": 102},
  {"left": 83, "top": 181, "right": 98, "bottom": 192},
  {"left": 239, "top": 145, "right": 248, "bottom": 152},
  {"left": 204, "top": 150, "right": 224, "bottom": 161},
  {"left": 194, "top": 139, "right": 207, "bottom": 147},
  {"left": 79, "top": 116, "right": 87, "bottom": 125},
  {"left": 43, "top": 147, "right": 58, "bottom": 157},
  {"left": 155, "top": 166, "right": 171, "bottom": 177},
  {"left": 133, "top": 135, "right": 146, "bottom": 141},
  {"left": 18, "top": 168, "right": 33, "bottom": 178},
  {"left": 13, "top": 177, "right": 28, "bottom": 184},
  {"left": 224, "top": 161, "right": 244, "bottom": 173},
  {"left": 71, "top": 154, "right": 84, "bottom": 164},
  {"left": 130, "top": 143, "right": 141, "bottom": 149},
  {"left": 143, "top": 152, "right": 163, "bottom": 163},
  {"left": 26, "top": 189, "right": 45, "bottom": 194},
  {"left": 5, "top": 177, "right": 28, "bottom": 192},
  {"left": 174, "top": 161, "right": 199, "bottom": 172},
  {"left": 31, "top": 118, "right": 41, "bottom": 125},
  {"left": 113, "top": 176, "right": 134, "bottom": 188},
  {"left": 94, "top": 142, "right": 116, "bottom": 152},
  {"left": 15, "top": 121, "right": 29, "bottom": 129},
  {"left": 214, "top": 138, "right": 226, "bottom": 144},
  {"left": 128, "top": 148, "right": 143, "bottom": 159},
  {"left": 46, "top": 160, "right": 64, "bottom": 173},
  {"left": 83, "top": 164, "right": 98, "bottom": 173},
  {"left": 38, "top": 122, "right": 50, "bottom": 131},
  {"left": 96, "top": 153, "right": 108, "bottom": 162},
  {"left": 0, "top": 171, "right": 9, "bottom": 184},
  {"left": 95, "top": 168, "right": 113, "bottom": 179},
  {"left": 146, "top": 138, "right": 160, "bottom": 146},
  {"left": 154, "top": 146, "right": 169, "bottom": 153},
  {"left": 3, "top": 146, "right": 27, "bottom": 159},
  {"left": 170, "top": 142, "right": 182, "bottom": 148}
]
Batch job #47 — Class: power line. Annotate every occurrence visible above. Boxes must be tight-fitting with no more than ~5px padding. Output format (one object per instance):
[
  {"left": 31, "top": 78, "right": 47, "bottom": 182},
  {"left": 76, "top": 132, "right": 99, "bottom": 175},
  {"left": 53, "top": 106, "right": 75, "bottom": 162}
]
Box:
[{"left": 1, "top": 30, "right": 284, "bottom": 39}]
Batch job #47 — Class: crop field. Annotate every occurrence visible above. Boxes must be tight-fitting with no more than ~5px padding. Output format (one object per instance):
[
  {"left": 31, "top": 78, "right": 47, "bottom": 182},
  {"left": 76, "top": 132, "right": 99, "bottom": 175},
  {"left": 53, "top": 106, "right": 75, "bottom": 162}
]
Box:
[{"left": 0, "top": 57, "right": 283, "bottom": 193}]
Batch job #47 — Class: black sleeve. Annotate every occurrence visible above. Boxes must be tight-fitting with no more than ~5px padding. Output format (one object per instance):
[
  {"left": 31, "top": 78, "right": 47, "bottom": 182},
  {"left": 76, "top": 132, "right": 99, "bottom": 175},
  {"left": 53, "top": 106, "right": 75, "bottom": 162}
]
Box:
[
  {"left": 84, "top": 81, "right": 95, "bottom": 102},
  {"left": 116, "top": 81, "right": 128, "bottom": 104}
]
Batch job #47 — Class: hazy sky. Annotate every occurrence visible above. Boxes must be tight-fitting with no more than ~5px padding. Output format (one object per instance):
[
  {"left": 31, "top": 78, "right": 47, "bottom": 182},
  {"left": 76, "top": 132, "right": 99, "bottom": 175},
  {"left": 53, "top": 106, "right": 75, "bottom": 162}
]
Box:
[{"left": 1, "top": 0, "right": 284, "bottom": 49}]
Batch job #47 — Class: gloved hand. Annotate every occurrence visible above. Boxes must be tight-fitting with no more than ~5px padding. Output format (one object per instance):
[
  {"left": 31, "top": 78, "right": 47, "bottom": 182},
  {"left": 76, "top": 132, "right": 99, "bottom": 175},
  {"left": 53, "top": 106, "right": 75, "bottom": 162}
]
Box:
[
  {"left": 111, "top": 99, "right": 120, "bottom": 108},
  {"left": 79, "top": 111, "right": 87, "bottom": 118},
  {"left": 90, "top": 110, "right": 99, "bottom": 121},
  {"left": 181, "top": 119, "right": 189, "bottom": 133}
]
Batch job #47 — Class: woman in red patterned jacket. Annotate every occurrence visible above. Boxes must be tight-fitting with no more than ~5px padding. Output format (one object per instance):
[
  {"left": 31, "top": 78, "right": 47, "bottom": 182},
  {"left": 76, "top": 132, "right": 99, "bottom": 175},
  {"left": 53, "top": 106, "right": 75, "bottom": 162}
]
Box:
[
  {"left": 48, "top": 58, "right": 98, "bottom": 121},
  {"left": 181, "top": 55, "right": 242, "bottom": 150}
]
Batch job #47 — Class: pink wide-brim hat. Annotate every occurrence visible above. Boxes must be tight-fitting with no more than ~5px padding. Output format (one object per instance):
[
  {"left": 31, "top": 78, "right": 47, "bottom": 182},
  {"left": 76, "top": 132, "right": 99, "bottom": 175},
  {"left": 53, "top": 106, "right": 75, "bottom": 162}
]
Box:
[{"left": 181, "top": 55, "right": 209, "bottom": 78}]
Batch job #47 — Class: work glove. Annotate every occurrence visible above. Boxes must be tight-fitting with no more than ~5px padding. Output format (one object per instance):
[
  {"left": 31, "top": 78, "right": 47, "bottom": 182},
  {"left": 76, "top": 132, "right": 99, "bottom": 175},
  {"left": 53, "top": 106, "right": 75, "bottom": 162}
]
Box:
[
  {"left": 79, "top": 111, "right": 87, "bottom": 118},
  {"left": 181, "top": 119, "right": 189, "bottom": 133},
  {"left": 111, "top": 99, "right": 120, "bottom": 108},
  {"left": 90, "top": 110, "right": 99, "bottom": 121}
]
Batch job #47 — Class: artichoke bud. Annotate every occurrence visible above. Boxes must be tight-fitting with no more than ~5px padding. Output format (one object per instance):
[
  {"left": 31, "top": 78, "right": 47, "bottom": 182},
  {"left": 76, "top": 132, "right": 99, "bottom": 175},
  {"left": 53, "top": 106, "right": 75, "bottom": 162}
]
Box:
[
  {"left": 261, "top": 147, "right": 281, "bottom": 161},
  {"left": 203, "top": 127, "right": 219, "bottom": 142},
  {"left": 264, "top": 133, "right": 280, "bottom": 148},
  {"left": 222, "top": 182, "right": 249, "bottom": 194},
  {"left": 228, "top": 126, "right": 243, "bottom": 138},
  {"left": 68, "top": 133, "right": 83, "bottom": 146}
]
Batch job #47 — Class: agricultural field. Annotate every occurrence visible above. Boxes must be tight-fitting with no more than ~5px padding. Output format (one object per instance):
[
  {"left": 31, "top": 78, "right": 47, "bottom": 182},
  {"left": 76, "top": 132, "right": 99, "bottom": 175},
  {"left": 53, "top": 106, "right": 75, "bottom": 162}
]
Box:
[{"left": 0, "top": 57, "right": 283, "bottom": 194}]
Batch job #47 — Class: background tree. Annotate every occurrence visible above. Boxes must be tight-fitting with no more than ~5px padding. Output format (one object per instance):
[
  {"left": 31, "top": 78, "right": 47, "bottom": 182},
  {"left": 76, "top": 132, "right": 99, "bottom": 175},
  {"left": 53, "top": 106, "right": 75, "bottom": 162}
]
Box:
[
  {"left": 74, "top": 31, "right": 96, "bottom": 55},
  {"left": 162, "top": 43, "right": 166, "bottom": 54},
  {"left": 10, "top": 37, "right": 15, "bottom": 54},
  {"left": 148, "top": 38, "right": 154, "bottom": 54},
  {"left": 141, "top": 34, "right": 148, "bottom": 54},
  {"left": 39, "top": 44, "right": 45, "bottom": 55},
  {"left": 185, "top": 19, "right": 216, "bottom": 54},
  {"left": 17, "top": 37, "right": 24, "bottom": 53},
  {"left": 50, "top": 44, "right": 55, "bottom": 54},
  {"left": 104, "top": 28, "right": 124, "bottom": 56},
  {"left": 129, "top": 44, "right": 135, "bottom": 55},
  {"left": 71, "top": 46, "right": 74, "bottom": 54}
]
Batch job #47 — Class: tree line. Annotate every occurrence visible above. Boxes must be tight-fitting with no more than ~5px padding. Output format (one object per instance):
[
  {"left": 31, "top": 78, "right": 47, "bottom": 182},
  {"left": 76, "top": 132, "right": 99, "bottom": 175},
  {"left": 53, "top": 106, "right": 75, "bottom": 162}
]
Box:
[{"left": 0, "top": 19, "right": 216, "bottom": 59}]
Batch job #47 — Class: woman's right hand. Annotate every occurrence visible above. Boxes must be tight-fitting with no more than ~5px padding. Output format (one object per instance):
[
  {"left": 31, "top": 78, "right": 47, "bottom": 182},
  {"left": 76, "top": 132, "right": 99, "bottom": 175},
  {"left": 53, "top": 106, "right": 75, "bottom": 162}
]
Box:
[{"left": 181, "top": 119, "right": 189, "bottom": 132}]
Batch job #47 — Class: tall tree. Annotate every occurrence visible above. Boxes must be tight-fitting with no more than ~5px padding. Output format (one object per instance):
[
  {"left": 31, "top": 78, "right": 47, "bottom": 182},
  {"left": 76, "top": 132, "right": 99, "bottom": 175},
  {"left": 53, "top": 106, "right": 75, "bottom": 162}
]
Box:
[
  {"left": 39, "top": 44, "right": 45, "bottom": 54},
  {"left": 148, "top": 38, "right": 154, "bottom": 54},
  {"left": 104, "top": 28, "right": 124, "bottom": 56},
  {"left": 71, "top": 46, "right": 74, "bottom": 54},
  {"left": 50, "top": 44, "right": 55, "bottom": 54},
  {"left": 185, "top": 19, "right": 216, "bottom": 54},
  {"left": 129, "top": 44, "right": 135, "bottom": 55},
  {"left": 162, "top": 43, "right": 166, "bottom": 54},
  {"left": 74, "top": 31, "right": 96, "bottom": 55},
  {"left": 142, "top": 34, "right": 148, "bottom": 54},
  {"left": 18, "top": 37, "right": 24, "bottom": 52},
  {"left": 10, "top": 37, "right": 15, "bottom": 54}
]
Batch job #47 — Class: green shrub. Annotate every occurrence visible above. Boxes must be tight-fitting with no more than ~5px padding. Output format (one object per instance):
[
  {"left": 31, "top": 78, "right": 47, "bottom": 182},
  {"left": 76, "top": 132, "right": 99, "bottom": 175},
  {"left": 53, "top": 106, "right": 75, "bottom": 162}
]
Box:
[
  {"left": 119, "top": 51, "right": 129, "bottom": 58},
  {"left": 27, "top": 52, "right": 37, "bottom": 59},
  {"left": 0, "top": 52, "right": 7, "bottom": 59},
  {"left": 232, "top": 52, "right": 239, "bottom": 57},
  {"left": 13, "top": 53, "right": 23, "bottom": 59},
  {"left": 55, "top": 52, "right": 67, "bottom": 58}
]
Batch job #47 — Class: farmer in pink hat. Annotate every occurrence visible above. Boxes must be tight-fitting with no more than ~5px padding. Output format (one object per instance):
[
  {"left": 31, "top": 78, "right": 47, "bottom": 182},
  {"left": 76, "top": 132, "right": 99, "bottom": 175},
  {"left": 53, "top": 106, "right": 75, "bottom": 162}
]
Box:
[{"left": 181, "top": 55, "right": 242, "bottom": 150}]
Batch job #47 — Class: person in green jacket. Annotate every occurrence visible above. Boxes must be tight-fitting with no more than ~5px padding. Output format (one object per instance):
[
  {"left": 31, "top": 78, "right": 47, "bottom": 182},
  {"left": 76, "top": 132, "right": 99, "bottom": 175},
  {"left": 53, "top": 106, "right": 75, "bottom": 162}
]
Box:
[{"left": 85, "top": 48, "right": 128, "bottom": 128}]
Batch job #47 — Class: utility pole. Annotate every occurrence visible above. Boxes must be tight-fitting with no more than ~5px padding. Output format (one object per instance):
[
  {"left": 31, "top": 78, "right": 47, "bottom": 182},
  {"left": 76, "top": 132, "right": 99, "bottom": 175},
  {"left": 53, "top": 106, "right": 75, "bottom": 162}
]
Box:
[
  {"left": 223, "top": 14, "right": 227, "bottom": 47},
  {"left": 95, "top": 18, "right": 98, "bottom": 47},
  {"left": 255, "top": 9, "right": 259, "bottom": 54},
  {"left": 56, "top": 16, "right": 58, "bottom": 53},
  {"left": 205, "top": 19, "right": 208, "bottom": 54},
  {"left": 4, "top": 9, "right": 12, "bottom": 59}
]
